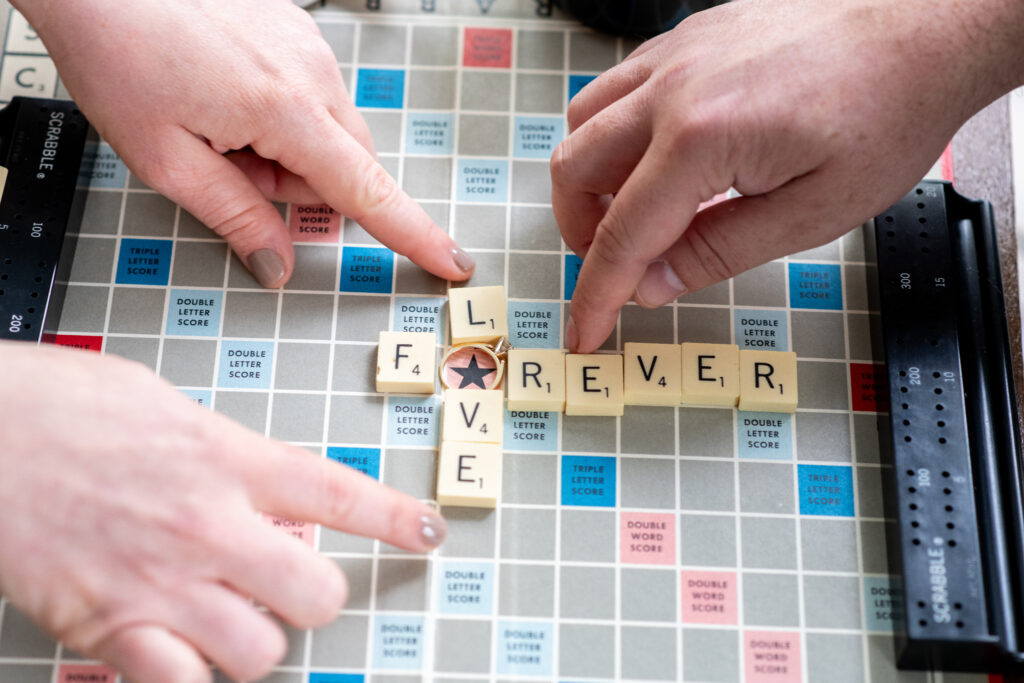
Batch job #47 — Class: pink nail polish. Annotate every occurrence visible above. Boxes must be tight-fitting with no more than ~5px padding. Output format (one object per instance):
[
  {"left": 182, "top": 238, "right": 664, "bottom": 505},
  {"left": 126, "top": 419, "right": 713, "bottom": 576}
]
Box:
[{"left": 420, "top": 513, "right": 447, "bottom": 549}]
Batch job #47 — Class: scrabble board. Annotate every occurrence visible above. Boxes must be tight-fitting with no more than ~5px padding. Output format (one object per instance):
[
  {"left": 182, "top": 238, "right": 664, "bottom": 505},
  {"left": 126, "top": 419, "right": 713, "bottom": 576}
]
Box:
[{"left": 0, "top": 2, "right": 996, "bottom": 682}]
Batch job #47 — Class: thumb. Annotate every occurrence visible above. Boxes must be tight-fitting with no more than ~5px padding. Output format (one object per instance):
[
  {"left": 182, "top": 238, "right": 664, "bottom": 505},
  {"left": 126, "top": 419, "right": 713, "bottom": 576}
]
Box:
[{"left": 141, "top": 128, "right": 296, "bottom": 288}]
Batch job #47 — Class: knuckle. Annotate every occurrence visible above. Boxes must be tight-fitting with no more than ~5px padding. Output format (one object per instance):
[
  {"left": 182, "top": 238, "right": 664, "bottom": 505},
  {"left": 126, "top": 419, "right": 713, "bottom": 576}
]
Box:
[
  {"left": 663, "top": 105, "right": 717, "bottom": 150},
  {"left": 592, "top": 209, "right": 638, "bottom": 267},
  {"left": 353, "top": 163, "right": 402, "bottom": 222},
  {"left": 566, "top": 96, "right": 589, "bottom": 131},
  {"left": 681, "top": 227, "right": 736, "bottom": 285},
  {"left": 166, "top": 497, "right": 223, "bottom": 550},
  {"left": 208, "top": 203, "right": 270, "bottom": 251},
  {"left": 549, "top": 138, "right": 575, "bottom": 182},
  {"left": 317, "top": 469, "right": 360, "bottom": 528}
]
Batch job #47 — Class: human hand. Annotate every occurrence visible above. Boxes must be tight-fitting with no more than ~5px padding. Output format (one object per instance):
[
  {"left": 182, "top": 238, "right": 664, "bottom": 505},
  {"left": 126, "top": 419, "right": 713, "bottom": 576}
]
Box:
[
  {"left": 0, "top": 342, "right": 446, "bottom": 683},
  {"left": 16, "top": 0, "right": 474, "bottom": 288},
  {"left": 552, "top": 0, "right": 1024, "bottom": 353}
]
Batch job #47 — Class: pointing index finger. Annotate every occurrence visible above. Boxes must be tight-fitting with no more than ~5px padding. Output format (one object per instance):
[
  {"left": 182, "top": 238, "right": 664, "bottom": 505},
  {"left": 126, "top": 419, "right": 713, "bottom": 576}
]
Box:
[
  {"left": 272, "top": 110, "right": 474, "bottom": 281},
  {"left": 246, "top": 439, "right": 447, "bottom": 554},
  {"left": 568, "top": 135, "right": 719, "bottom": 353}
]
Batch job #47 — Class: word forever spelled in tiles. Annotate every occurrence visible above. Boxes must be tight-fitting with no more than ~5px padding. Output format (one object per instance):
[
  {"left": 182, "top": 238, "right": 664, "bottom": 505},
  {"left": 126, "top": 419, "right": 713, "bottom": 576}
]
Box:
[
  {"left": 738, "top": 349, "right": 798, "bottom": 413},
  {"left": 436, "top": 441, "right": 502, "bottom": 508},
  {"left": 376, "top": 331, "right": 436, "bottom": 394},
  {"left": 681, "top": 342, "right": 740, "bottom": 407},
  {"left": 448, "top": 285, "right": 508, "bottom": 344},
  {"left": 442, "top": 389, "right": 503, "bottom": 444},
  {"left": 565, "top": 354, "right": 624, "bottom": 417},
  {"left": 623, "top": 342, "right": 682, "bottom": 406},
  {"left": 506, "top": 348, "right": 566, "bottom": 412}
]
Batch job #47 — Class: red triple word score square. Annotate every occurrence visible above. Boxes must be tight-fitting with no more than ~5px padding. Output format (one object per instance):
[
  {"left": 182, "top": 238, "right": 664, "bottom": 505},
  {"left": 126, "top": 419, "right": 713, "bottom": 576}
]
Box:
[
  {"left": 849, "top": 363, "right": 889, "bottom": 412},
  {"left": 463, "top": 28, "right": 512, "bottom": 68},
  {"left": 46, "top": 334, "right": 104, "bottom": 353}
]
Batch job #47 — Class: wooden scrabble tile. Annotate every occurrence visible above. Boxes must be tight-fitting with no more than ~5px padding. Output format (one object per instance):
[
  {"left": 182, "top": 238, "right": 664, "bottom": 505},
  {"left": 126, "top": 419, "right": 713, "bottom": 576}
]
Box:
[
  {"left": 565, "top": 354, "right": 624, "bottom": 417},
  {"left": 681, "top": 343, "right": 740, "bottom": 407},
  {"left": 506, "top": 349, "right": 566, "bottom": 412},
  {"left": 442, "top": 389, "right": 504, "bottom": 444},
  {"left": 436, "top": 441, "right": 502, "bottom": 508},
  {"left": 375, "top": 331, "right": 436, "bottom": 394},
  {"left": 738, "top": 350, "right": 798, "bottom": 413},
  {"left": 448, "top": 285, "right": 509, "bottom": 344},
  {"left": 623, "top": 342, "right": 682, "bottom": 406}
]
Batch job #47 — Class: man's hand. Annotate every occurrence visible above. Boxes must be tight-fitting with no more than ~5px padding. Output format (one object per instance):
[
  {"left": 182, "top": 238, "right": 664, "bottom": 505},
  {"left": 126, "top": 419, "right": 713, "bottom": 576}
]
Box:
[
  {"left": 16, "top": 0, "right": 474, "bottom": 288},
  {"left": 552, "top": 0, "right": 1024, "bottom": 353},
  {"left": 0, "top": 343, "right": 446, "bottom": 683}
]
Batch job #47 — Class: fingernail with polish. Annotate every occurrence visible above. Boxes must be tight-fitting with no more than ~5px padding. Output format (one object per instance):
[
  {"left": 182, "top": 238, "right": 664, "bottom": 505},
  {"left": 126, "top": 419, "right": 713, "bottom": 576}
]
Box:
[
  {"left": 420, "top": 513, "right": 447, "bottom": 549},
  {"left": 565, "top": 315, "right": 579, "bottom": 353},
  {"left": 248, "top": 249, "right": 285, "bottom": 289},
  {"left": 634, "top": 260, "right": 686, "bottom": 308},
  {"left": 452, "top": 247, "right": 475, "bottom": 273}
]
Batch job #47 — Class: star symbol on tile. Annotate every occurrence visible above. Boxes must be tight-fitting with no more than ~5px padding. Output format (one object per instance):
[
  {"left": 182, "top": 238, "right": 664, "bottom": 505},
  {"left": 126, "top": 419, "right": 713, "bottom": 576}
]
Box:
[{"left": 451, "top": 352, "right": 495, "bottom": 389}]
